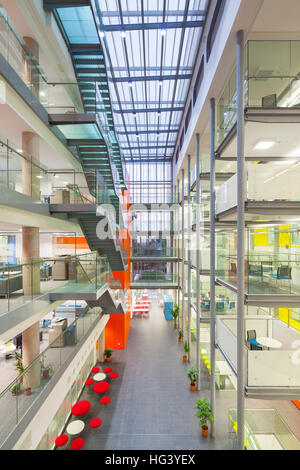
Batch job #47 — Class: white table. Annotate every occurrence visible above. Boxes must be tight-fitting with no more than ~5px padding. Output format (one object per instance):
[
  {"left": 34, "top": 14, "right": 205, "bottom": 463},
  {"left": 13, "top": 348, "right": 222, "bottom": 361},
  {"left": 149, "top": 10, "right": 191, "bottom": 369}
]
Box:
[
  {"left": 93, "top": 372, "right": 106, "bottom": 382},
  {"left": 257, "top": 337, "right": 282, "bottom": 349},
  {"left": 66, "top": 420, "right": 85, "bottom": 436}
]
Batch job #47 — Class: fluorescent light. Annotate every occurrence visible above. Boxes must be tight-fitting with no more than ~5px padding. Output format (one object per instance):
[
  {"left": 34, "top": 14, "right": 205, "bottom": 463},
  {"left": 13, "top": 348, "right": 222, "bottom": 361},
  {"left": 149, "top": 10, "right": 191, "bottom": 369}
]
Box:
[{"left": 254, "top": 139, "right": 275, "bottom": 150}]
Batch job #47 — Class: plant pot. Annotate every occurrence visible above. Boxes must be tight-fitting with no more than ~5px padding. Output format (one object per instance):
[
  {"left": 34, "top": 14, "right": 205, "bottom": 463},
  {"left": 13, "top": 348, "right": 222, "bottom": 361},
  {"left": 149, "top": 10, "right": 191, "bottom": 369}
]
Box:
[
  {"left": 43, "top": 370, "right": 50, "bottom": 379},
  {"left": 183, "top": 355, "right": 188, "bottom": 362},
  {"left": 178, "top": 337, "right": 182, "bottom": 343},
  {"left": 201, "top": 425, "right": 209, "bottom": 437},
  {"left": 105, "top": 357, "right": 112, "bottom": 362},
  {"left": 174, "top": 323, "right": 178, "bottom": 329},
  {"left": 190, "top": 383, "right": 196, "bottom": 391},
  {"left": 25, "top": 388, "right": 31, "bottom": 396}
]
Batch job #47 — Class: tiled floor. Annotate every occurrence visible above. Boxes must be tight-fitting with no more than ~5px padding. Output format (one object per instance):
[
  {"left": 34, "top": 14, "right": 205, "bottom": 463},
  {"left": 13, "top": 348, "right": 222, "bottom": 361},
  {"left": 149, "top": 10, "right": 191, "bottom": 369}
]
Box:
[{"left": 63, "top": 295, "right": 232, "bottom": 450}]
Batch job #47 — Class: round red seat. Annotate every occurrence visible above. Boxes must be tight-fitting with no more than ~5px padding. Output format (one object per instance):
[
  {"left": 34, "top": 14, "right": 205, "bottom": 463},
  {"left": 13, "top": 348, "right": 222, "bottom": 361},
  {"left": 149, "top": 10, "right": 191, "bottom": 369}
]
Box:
[
  {"left": 71, "top": 438, "right": 85, "bottom": 450},
  {"left": 91, "top": 367, "right": 100, "bottom": 373},
  {"left": 55, "top": 434, "right": 69, "bottom": 447},
  {"left": 85, "top": 378, "right": 94, "bottom": 386},
  {"left": 104, "top": 367, "right": 112, "bottom": 374},
  {"left": 89, "top": 418, "right": 102, "bottom": 429},
  {"left": 71, "top": 400, "right": 91, "bottom": 417},
  {"left": 110, "top": 372, "right": 119, "bottom": 379},
  {"left": 100, "top": 396, "right": 111, "bottom": 405},
  {"left": 93, "top": 381, "right": 110, "bottom": 394}
]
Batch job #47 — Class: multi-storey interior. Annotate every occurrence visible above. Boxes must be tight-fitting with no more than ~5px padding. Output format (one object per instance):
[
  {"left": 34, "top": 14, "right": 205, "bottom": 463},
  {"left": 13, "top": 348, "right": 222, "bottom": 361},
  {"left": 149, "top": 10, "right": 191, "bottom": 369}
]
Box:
[{"left": 1, "top": 0, "right": 300, "bottom": 453}]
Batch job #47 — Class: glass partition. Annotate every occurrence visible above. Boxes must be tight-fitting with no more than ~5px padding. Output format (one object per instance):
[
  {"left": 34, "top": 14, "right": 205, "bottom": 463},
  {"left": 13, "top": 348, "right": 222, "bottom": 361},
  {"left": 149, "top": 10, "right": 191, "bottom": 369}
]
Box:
[
  {"left": 229, "top": 408, "right": 300, "bottom": 450},
  {"left": 217, "top": 40, "right": 300, "bottom": 147}
]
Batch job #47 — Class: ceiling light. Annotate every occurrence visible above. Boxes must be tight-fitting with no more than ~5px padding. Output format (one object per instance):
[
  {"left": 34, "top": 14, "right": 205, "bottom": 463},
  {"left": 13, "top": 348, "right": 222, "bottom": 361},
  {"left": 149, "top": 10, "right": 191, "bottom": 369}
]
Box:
[
  {"left": 120, "top": 30, "right": 126, "bottom": 39},
  {"left": 136, "top": 133, "right": 139, "bottom": 139},
  {"left": 158, "top": 80, "right": 163, "bottom": 87},
  {"left": 133, "top": 112, "right": 137, "bottom": 119},
  {"left": 16, "top": 149, "right": 23, "bottom": 153},
  {"left": 161, "top": 27, "right": 167, "bottom": 36},
  {"left": 254, "top": 139, "right": 275, "bottom": 150},
  {"left": 54, "top": 174, "right": 60, "bottom": 178},
  {"left": 36, "top": 175, "right": 43, "bottom": 179},
  {"left": 157, "top": 111, "right": 161, "bottom": 117},
  {"left": 99, "top": 31, "right": 105, "bottom": 38},
  {"left": 128, "top": 80, "right": 133, "bottom": 88},
  {"left": 39, "top": 91, "right": 46, "bottom": 97}
]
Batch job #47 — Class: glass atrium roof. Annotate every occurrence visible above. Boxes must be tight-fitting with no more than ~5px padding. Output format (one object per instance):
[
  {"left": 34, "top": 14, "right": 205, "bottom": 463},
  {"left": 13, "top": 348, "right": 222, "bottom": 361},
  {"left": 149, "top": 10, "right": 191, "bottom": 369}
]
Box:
[{"left": 93, "top": 0, "right": 210, "bottom": 163}]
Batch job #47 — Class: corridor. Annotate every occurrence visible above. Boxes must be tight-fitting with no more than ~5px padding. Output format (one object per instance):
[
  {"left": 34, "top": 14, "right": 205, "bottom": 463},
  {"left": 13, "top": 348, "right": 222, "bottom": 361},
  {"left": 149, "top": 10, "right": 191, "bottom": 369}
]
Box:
[{"left": 81, "top": 295, "right": 231, "bottom": 450}]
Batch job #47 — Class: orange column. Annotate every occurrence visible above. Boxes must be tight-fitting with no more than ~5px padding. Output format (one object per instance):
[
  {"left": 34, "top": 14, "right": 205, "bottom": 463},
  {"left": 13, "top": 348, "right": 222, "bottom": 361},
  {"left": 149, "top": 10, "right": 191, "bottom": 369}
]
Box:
[{"left": 105, "top": 188, "right": 131, "bottom": 350}]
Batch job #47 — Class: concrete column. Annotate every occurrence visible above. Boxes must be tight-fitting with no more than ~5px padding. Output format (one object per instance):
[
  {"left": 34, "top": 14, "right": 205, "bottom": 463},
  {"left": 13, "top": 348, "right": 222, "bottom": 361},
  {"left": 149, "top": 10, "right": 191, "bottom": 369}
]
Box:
[
  {"left": 181, "top": 169, "right": 185, "bottom": 334},
  {"left": 210, "top": 99, "right": 216, "bottom": 437},
  {"left": 22, "top": 223, "right": 40, "bottom": 389},
  {"left": 187, "top": 155, "right": 192, "bottom": 359},
  {"left": 22, "top": 131, "right": 40, "bottom": 199},
  {"left": 236, "top": 30, "right": 246, "bottom": 451},
  {"left": 195, "top": 134, "right": 201, "bottom": 390},
  {"left": 23, "top": 37, "right": 40, "bottom": 97}
]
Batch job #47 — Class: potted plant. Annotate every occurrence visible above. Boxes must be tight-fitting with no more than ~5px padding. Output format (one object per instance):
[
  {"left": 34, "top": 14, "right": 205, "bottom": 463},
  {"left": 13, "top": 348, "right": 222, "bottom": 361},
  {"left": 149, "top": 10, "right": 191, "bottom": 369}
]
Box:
[
  {"left": 178, "top": 329, "right": 184, "bottom": 343},
  {"left": 14, "top": 351, "right": 24, "bottom": 380},
  {"left": 11, "top": 383, "right": 21, "bottom": 396},
  {"left": 183, "top": 341, "right": 189, "bottom": 362},
  {"left": 195, "top": 398, "right": 214, "bottom": 437},
  {"left": 25, "top": 387, "right": 31, "bottom": 396},
  {"left": 187, "top": 366, "right": 199, "bottom": 391},
  {"left": 104, "top": 348, "right": 113, "bottom": 362},
  {"left": 169, "top": 303, "right": 179, "bottom": 329},
  {"left": 40, "top": 358, "right": 53, "bottom": 380}
]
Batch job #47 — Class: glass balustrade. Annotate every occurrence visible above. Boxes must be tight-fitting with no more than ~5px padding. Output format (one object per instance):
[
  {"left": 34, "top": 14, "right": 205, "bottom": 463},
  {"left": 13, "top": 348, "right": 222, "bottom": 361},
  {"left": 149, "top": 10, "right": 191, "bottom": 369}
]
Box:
[
  {"left": 131, "top": 270, "right": 179, "bottom": 287},
  {"left": 0, "top": 252, "right": 111, "bottom": 317},
  {"left": 216, "top": 226, "right": 300, "bottom": 295},
  {"left": 0, "top": 132, "right": 113, "bottom": 205},
  {"left": 229, "top": 408, "right": 300, "bottom": 451},
  {"left": 217, "top": 40, "right": 300, "bottom": 147},
  {"left": 217, "top": 315, "right": 300, "bottom": 389},
  {"left": 0, "top": 305, "right": 102, "bottom": 448}
]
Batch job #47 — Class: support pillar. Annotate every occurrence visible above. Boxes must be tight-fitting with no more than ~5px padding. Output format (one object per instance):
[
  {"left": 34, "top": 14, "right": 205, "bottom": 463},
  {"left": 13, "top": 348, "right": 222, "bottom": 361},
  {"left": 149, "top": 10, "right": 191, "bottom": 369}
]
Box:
[
  {"left": 187, "top": 155, "right": 192, "bottom": 359},
  {"left": 195, "top": 134, "right": 201, "bottom": 390},
  {"left": 210, "top": 99, "right": 216, "bottom": 436},
  {"left": 236, "top": 30, "right": 246, "bottom": 451},
  {"left": 181, "top": 169, "right": 185, "bottom": 334},
  {"left": 23, "top": 37, "right": 40, "bottom": 97},
  {"left": 22, "top": 128, "right": 41, "bottom": 389}
]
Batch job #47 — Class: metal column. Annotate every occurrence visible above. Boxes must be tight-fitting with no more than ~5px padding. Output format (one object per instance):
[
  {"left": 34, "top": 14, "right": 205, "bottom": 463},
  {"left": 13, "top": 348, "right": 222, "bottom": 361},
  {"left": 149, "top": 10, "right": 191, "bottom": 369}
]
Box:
[
  {"left": 177, "top": 181, "right": 180, "bottom": 308},
  {"left": 195, "top": 134, "right": 201, "bottom": 390},
  {"left": 210, "top": 99, "right": 216, "bottom": 437},
  {"left": 181, "top": 169, "right": 185, "bottom": 333},
  {"left": 187, "top": 155, "right": 192, "bottom": 358},
  {"left": 236, "top": 30, "right": 246, "bottom": 451}
]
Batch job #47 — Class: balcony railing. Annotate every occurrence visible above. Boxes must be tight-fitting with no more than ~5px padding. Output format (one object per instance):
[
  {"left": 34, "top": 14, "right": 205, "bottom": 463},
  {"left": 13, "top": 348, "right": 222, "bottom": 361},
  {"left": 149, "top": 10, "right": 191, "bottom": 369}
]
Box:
[
  {"left": 216, "top": 316, "right": 300, "bottom": 389},
  {"left": 0, "top": 252, "right": 113, "bottom": 317},
  {"left": 132, "top": 247, "right": 178, "bottom": 258},
  {"left": 0, "top": 305, "right": 102, "bottom": 448},
  {"left": 217, "top": 40, "right": 300, "bottom": 146}
]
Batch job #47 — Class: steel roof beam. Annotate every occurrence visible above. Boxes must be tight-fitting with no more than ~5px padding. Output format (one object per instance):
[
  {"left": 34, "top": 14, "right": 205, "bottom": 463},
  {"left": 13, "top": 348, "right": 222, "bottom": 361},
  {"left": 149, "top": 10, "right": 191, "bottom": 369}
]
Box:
[{"left": 110, "top": 74, "right": 192, "bottom": 83}]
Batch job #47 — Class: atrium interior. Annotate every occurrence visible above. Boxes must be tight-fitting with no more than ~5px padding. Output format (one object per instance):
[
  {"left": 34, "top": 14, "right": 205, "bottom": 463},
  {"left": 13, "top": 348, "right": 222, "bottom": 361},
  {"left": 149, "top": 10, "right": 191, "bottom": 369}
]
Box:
[{"left": 1, "top": 0, "right": 300, "bottom": 452}]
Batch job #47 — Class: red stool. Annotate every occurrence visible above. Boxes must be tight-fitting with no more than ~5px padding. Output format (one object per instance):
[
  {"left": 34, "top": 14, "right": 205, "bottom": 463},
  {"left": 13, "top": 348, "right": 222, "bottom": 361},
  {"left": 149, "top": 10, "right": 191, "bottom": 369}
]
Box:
[
  {"left": 100, "top": 396, "right": 111, "bottom": 405},
  {"left": 85, "top": 378, "right": 95, "bottom": 390},
  {"left": 55, "top": 434, "right": 69, "bottom": 449},
  {"left": 93, "top": 381, "right": 110, "bottom": 394},
  {"left": 71, "top": 400, "right": 91, "bottom": 420},
  {"left": 89, "top": 417, "right": 102, "bottom": 433},
  {"left": 110, "top": 372, "right": 119, "bottom": 380},
  {"left": 91, "top": 367, "right": 100, "bottom": 374},
  {"left": 104, "top": 367, "right": 112, "bottom": 374},
  {"left": 71, "top": 438, "right": 85, "bottom": 450}
]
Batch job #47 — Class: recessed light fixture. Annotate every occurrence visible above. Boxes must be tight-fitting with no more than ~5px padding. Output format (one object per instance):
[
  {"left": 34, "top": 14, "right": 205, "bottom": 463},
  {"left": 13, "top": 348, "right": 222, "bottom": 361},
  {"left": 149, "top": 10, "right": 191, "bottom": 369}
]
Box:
[{"left": 254, "top": 139, "right": 275, "bottom": 150}]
